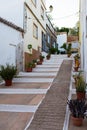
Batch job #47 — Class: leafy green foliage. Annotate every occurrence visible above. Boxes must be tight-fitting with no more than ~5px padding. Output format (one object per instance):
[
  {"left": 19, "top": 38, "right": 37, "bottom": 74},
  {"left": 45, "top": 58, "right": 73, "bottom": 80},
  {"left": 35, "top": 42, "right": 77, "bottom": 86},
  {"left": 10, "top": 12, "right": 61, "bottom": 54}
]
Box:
[
  {"left": 27, "top": 62, "right": 33, "bottom": 68},
  {"left": 49, "top": 47, "right": 58, "bottom": 54},
  {"left": 27, "top": 44, "right": 32, "bottom": 49},
  {"left": 56, "top": 27, "right": 69, "bottom": 35},
  {"left": 0, "top": 64, "right": 17, "bottom": 80},
  {"left": 61, "top": 43, "right": 72, "bottom": 54},
  {"left": 67, "top": 99, "right": 87, "bottom": 118},
  {"left": 74, "top": 53, "right": 80, "bottom": 60},
  {"left": 76, "top": 76, "right": 86, "bottom": 92}
]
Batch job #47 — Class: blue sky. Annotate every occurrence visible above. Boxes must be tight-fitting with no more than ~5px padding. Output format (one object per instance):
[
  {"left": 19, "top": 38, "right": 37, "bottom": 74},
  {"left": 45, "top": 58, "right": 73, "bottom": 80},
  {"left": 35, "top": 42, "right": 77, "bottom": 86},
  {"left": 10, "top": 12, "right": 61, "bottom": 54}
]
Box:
[{"left": 46, "top": 0, "right": 79, "bottom": 28}]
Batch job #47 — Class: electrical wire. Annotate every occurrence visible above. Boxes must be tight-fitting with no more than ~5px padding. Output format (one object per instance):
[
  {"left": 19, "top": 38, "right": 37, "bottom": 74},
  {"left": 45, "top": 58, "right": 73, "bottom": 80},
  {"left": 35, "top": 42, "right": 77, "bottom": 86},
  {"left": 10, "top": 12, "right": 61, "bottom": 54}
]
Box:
[{"left": 28, "top": 11, "right": 79, "bottom": 21}]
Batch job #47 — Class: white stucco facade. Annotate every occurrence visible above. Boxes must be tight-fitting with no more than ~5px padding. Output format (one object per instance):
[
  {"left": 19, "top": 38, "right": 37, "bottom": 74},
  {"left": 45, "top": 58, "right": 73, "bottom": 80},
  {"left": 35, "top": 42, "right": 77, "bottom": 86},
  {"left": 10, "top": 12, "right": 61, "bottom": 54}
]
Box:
[
  {"left": 57, "top": 32, "right": 67, "bottom": 52},
  {"left": 0, "top": 0, "right": 24, "bottom": 71},
  {"left": 24, "top": 0, "right": 46, "bottom": 53},
  {"left": 80, "top": 0, "right": 87, "bottom": 82},
  {"left": 0, "top": 22, "right": 24, "bottom": 68}
]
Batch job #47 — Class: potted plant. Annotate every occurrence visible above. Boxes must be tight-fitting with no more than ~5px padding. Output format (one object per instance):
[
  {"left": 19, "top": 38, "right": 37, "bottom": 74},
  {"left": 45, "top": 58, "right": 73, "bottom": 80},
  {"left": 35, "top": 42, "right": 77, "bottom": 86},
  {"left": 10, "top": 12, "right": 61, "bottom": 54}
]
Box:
[
  {"left": 46, "top": 53, "right": 51, "bottom": 60},
  {"left": 37, "top": 59, "right": 42, "bottom": 65},
  {"left": 0, "top": 64, "right": 17, "bottom": 86},
  {"left": 75, "top": 75, "right": 86, "bottom": 100},
  {"left": 61, "top": 43, "right": 72, "bottom": 57},
  {"left": 73, "top": 71, "right": 83, "bottom": 85},
  {"left": 39, "top": 54, "right": 45, "bottom": 62},
  {"left": 26, "top": 62, "right": 33, "bottom": 72},
  {"left": 74, "top": 53, "right": 80, "bottom": 67},
  {"left": 73, "top": 54, "right": 80, "bottom": 71},
  {"left": 67, "top": 99, "right": 87, "bottom": 126},
  {"left": 32, "top": 60, "right": 37, "bottom": 68}
]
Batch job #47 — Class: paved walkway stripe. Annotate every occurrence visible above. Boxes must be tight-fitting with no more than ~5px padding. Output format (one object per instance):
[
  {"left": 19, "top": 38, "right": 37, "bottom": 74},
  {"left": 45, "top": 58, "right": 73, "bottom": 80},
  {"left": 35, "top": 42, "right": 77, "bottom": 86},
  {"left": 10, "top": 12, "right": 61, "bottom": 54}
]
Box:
[
  {"left": 35, "top": 66, "right": 60, "bottom": 68},
  {"left": 33, "top": 68, "right": 59, "bottom": 71},
  {"left": 18, "top": 72, "right": 57, "bottom": 77},
  {"left": 43, "top": 62, "right": 62, "bottom": 65},
  {"left": 63, "top": 79, "right": 72, "bottom": 130},
  {"left": 0, "top": 88, "right": 48, "bottom": 94},
  {"left": 26, "top": 60, "right": 73, "bottom": 130},
  {"left": 13, "top": 78, "right": 53, "bottom": 83},
  {"left": 0, "top": 104, "right": 37, "bottom": 112}
]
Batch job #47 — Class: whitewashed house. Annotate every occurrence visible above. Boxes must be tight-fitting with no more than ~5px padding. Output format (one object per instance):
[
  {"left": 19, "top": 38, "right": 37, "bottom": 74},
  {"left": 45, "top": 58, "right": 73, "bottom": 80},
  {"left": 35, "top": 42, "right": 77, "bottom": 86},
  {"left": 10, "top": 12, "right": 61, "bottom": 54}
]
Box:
[
  {"left": 0, "top": 0, "right": 24, "bottom": 71},
  {"left": 80, "top": 0, "right": 87, "bottom": 82},
  {"left": 0, "top": 17, "right": 24, "bottom": 71},
  {"left": 57, "top": 32, "right": 67, "bottom": 53},
  {"left": 0, "top": 0, "right": 56, "bottom": 71},
  {"left": 24, "top": 0, "right": 47, "bottom": 66}
]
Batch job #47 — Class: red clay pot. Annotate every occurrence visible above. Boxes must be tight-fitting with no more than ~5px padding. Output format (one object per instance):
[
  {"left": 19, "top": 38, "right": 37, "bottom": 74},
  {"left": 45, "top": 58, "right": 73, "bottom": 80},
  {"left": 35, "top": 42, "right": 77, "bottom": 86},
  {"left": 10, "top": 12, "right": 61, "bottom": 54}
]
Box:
[
  {"left": 5, "top": 80, "right": 12, "bottom": 86},
  {"left": 26, "top": 68, "right": 32, "bottom": 72},
  {"left": 37, "top": 61, "right": 42, "bottom": 65},
  {"left": 76, "top": 92, "right": 85, "bottom": 100},
  {"left": 71, "top": 116, "right": 83, "bottom": 126}
]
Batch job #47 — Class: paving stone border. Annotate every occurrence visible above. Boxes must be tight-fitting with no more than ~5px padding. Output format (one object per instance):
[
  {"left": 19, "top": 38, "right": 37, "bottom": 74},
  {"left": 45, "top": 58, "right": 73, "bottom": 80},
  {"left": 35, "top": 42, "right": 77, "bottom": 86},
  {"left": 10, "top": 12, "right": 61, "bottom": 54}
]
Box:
[{"left": 26, "top": 60, "right": 73, "bottom": 130}]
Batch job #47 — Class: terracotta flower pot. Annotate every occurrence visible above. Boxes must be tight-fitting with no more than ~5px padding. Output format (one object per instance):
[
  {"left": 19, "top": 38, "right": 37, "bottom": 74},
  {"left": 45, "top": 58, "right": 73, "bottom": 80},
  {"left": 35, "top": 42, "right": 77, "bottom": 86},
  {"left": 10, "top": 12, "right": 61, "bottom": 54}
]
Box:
[
  {"left": 71, "top": 116, "right": 83, "bottom": 126},
  {"left": 74, "top": 66, "right": 79, "bottom": 72},
  {"left": 75, "top": 59, "right": 80, "bottom": 67},
  {"left": 26, "top": 68, "right": 32, "bottom": 72},
  {"left": 37, "top": 61, "right": 42, "bottom": 65},
  {"left": 5, "top": 80, "right": 12, "bottom": 86},
  {"left": 46, "top": 56, "right": 50, "bottom": 60},
  {"left": 76, "top": 92, "right": 85, "bottom": 100}
]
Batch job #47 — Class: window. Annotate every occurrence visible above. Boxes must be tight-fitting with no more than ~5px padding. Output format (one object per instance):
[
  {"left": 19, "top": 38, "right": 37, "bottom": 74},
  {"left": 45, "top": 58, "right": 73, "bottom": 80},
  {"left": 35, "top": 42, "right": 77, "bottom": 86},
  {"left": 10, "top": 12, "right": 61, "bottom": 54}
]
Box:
[
  {"left": 47, "top": 34, "right": 50, "bottom": 44},
  {"left": 33, "top": 23, "right": 38, "bottom": 39},
  {"left": 41, "top": 6, "right": 44, "bottom": 20},
  {"left": 32, "top": 0, "right": 37, "bottom": 7}
]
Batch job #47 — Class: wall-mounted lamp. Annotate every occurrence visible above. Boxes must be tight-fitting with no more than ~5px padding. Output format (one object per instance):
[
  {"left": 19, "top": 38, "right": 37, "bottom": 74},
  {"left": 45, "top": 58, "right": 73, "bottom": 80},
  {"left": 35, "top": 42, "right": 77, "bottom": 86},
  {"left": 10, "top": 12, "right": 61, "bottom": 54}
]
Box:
[{"left": 46, "top": 5, "right": 53, "bottom": 13}]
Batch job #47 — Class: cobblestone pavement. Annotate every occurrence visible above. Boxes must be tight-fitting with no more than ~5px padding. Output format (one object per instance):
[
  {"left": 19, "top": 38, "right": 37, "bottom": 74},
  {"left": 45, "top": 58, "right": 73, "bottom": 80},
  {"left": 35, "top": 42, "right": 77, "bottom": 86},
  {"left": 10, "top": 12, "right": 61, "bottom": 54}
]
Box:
[{"left": 27, "top": 60, "right": 73, "bottom": 130}]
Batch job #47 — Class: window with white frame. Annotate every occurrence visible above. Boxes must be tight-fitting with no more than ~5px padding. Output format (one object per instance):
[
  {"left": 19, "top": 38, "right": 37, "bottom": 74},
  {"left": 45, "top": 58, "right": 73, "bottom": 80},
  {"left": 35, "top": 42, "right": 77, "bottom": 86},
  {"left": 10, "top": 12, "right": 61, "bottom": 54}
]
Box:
[
  {"left": 33, "top": 23, "right": 38, "bottom": 39},
  {"left": 41, "top": 6, "right": 44, "bottom": 20},
  {"left": 31, "top": 0, "right": 37, "bottom": 7}
]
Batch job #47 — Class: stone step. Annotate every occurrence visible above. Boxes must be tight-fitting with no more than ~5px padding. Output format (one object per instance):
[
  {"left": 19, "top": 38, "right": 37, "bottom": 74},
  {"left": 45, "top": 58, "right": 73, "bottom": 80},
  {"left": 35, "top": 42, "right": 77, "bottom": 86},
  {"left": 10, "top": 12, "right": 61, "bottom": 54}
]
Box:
[
  {"left": 33, "top": 68, "right": 59, "bottom": 72},
  {"left": 36, "top": 65, "right": 60, "bottom": 68},
  {"left": 13, "top": 78, "right": 53, "bottom": 83},
  {"left": 18, "top": 72, "right": 56, "bottom": 77},
  {"left": 0, "top": 88, "right": 48, "bottom": 94},
  {"left": 0, "top": 104, "right": 37, "bottom": 112}
]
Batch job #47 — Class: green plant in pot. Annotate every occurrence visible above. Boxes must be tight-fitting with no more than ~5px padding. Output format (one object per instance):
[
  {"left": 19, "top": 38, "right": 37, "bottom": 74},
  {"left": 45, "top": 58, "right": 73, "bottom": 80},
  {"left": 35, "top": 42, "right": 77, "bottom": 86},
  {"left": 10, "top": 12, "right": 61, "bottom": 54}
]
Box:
[
  {"left": 74, "top": 53, "right": 80, "bottom": 71},
  {"left": 61, "top": 43, "right": 72, "bottom": 57},
  {"left": 73, "top": 71, "right": 83, "bottom": 85},
  {"left": 0, "top": 64, "right": 17, "bottom": 86},
  {"left": 46, "top": 53, "right": 51, "bottom": 60},
  {"left": 26, "top": 62, "right": 33, "bottom": 72},
  {"left": 39, "top": 54, "right": 45, "bottom": 62},
  {"left": 67, "top": 99, "right": 87, "bottom": 126},
  {"left": 75, "top": 75, "right": 86, "bottom": 100},
  {"left": 32, "top": 60, "right": 37, "bottom": 68}
]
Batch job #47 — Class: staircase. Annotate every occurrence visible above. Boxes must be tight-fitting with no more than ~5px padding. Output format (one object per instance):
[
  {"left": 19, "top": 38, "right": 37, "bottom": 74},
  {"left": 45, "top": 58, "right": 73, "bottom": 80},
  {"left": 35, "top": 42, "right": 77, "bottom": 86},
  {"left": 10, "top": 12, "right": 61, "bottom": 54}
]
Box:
[{"left": 0, "top": 54, "right": 67, "bottom": 130}]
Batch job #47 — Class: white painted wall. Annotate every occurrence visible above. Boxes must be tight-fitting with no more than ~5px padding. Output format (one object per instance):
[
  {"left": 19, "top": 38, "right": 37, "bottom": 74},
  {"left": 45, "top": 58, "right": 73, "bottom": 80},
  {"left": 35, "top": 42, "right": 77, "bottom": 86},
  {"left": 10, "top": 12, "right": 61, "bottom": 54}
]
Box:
[
  {"left": 57, "top": 33, "right": 67, "bottom": 52},
  {"left": 0, "top": 22, "right": 23, "bottom": 66},
  {"left": 80, "top": 0, "right": 87, "bottom": 82},
  {"left": 72, "top": 42, "right": 79, "bottom": 49}
]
